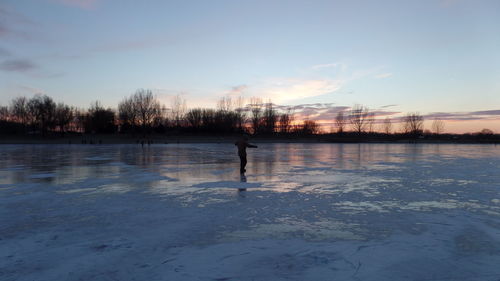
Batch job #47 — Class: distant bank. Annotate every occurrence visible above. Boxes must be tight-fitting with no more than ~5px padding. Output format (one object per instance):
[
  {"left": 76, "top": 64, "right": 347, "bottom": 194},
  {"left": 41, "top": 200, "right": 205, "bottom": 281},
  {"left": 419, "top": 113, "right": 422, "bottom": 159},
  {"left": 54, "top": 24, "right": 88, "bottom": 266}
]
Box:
[{"left": 0, "top": 133, "right": 499, "bottom": 145}]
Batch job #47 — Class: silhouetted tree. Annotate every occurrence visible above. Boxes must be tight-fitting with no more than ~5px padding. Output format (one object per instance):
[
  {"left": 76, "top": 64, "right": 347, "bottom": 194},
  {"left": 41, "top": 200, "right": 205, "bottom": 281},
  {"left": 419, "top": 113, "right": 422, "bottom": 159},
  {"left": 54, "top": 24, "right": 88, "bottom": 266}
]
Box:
[
  {"left": 479, "top": 128, "right": 493, "bottom": 135},
  {"left": 279, "top": 108, "right": 293, "bottom": 133},
  {"left": 74, "top": 108, "right": 86, "bottom": 133},
  {"left": 133, "top": 89, "right": 161, "bottom": 133},
  {"left": 0, "top": 105, "right": 8, "bottom": 121},
  {"left": 170, "top": 94, "right": 186, "bottom": 128},
  {"left": 186, "top": 108, "right": 203, "bottom": 129},
  {"left": 118, "top": 89, "right": 162, "bottom": 134},
  {"left": 382, "top": 117, "right": 392, "bottom": 134},
  {"left": 54, "top": 103, "right": 73, "bottom": 135},
  {"left": 10, "top": 96, "right": 29, "bottom": 127},
  {"left": 294, "top": 120, "right": 319, "bottom": 135},
  {"left": 234, "top": 96, "right": 246, "bottom": 131},
  {"left": 249, "top": 97, "right": 263, "bottom": 134},
  {"left": 86, "top": 101, "right": 116, "bottom": 134},
  {"left": 215, "top": 96, "right": 243, "bottom": 133},
  {"left": 366, "top": 113, "right": 375, "bottom": 133},
  {"left": 431, "top": 119, "right": 445, "bottom": 135},
  {"left": 403, "top": 112, "right": 424, "bottom": 136},
  {"left": 201, "top": 109, "right": 216, "bottom": 131},
  {"left": 262, "top": 101, "right": 277, "bottom": 134},
  {"left": 27, "top": 95, "right": 56, "bottom": 135},
  {"left": 118, "top": 96, "right": 137, "bottom": 133},
  {"left": 349, "top": 104, "right": 369, "bottom": 134},
  {"left": 217, "top": 96, "right": 232, "bottom": 112},
  {"left": 335, "top": 111, "right": 345, "bottom": 134}
]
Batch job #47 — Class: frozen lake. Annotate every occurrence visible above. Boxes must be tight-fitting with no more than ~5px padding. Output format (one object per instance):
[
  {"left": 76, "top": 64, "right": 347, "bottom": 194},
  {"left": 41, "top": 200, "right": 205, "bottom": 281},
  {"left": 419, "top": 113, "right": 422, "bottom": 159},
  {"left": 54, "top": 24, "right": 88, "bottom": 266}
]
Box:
[{"left": 1, "top": 143, "right": 500, "bottom": 281}]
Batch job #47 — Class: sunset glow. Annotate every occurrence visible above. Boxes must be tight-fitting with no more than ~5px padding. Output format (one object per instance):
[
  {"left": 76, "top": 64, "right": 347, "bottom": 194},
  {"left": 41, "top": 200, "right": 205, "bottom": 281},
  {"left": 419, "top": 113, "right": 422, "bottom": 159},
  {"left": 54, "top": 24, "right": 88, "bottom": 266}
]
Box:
[{"left": 1, "top": 0, "right": 499, "bottom": 133}]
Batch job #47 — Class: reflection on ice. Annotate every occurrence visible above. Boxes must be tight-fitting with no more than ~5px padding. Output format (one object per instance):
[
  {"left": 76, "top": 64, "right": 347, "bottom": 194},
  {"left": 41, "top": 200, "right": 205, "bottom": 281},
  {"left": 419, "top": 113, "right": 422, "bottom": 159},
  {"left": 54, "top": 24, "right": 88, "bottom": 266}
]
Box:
[
  {"left": 1, "top": 143, "right": 500, "bottom": 280},
  {"left": 223, "top": 216, "right": 365, "bottom": 242}
]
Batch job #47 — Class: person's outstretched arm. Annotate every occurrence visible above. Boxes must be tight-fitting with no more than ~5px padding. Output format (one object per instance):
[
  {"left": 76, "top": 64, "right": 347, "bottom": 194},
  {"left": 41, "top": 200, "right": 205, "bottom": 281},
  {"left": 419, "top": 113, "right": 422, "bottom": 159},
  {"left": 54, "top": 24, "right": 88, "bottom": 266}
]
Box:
[{"left": 247, "top": 143, "right": 258, "bottom": 148}]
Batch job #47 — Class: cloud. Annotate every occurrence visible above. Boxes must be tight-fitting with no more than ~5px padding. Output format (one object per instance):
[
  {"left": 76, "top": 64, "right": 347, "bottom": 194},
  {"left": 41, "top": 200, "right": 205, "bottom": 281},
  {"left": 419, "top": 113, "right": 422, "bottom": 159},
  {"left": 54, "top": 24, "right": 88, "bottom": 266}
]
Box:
[
  {"left": 380, "top": 104, "right": 398, "bottom": 109},
  {"left": 262, "top": 103, "right": 341, "bottom": 121},
  {"left": 51, "top": 0, "right": 100, "bottom": 9},
  {"left": 277, "top": 103, "right": 402, "bottom": 125},
  {"left": 0, "top": 59, "right": 36, "bottom": 72},
  {"left": 259, "top": 79, "right": 343, "bottom": 102},
  {"left": 311, "top": 63, "right": 340, "bottom": 70},
  {"left": 423, "top": 110, "right": 500, "bottom": 121},
  {"left": 369, "top": 110, "right": 401, "bottom": 117},
  {"left": 374, "top": 73, "right": 393, "bottom": 79},
  {"left": 0, "top": 5, "right": 36, "bottom": 40},
  {"left": 227, "top": 85, "right": 248, "bottom": 96},
  {"left": 469, "top": 110, "right": 500, "bottom": 116}
]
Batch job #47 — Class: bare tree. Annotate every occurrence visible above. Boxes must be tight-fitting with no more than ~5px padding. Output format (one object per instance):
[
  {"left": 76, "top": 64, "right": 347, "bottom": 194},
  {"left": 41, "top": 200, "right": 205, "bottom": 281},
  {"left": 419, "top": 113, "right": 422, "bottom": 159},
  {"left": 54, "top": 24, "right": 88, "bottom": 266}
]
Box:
[
  {"left": 55, "top": 103, "right": 73, "bottom": 135},
  {"left": 118, "top": 96, "right": 137, "bottom": 132},
  {"left": 349, "top": 104, "right": 369, "bottom": 134},
  {"left": 234, "top": 96, "right": 246, "bottom": 131},
  {"left": 86, "top": 101, "right": 116, "bottom": 134},
  {"left": 201, "top": 109, "right": 216, "bottom": 130},
  {"left": 382, "top": 117, "right": 392, "bottom": 134},
  {"left": 186, "top": 108, "right": 203, "bottom": 129},
  {"left": 217, "top": 96, "right": 232, "bottom": 112},
  {"left": 279, "top": 107, "right": 293, "bottom": 133},
  {"left": 334, "top": 111, "right": 345, "bottom": 134},
  {"left": 431, "top": 119, "right": 445, "bottom": 135},
  {"left": 27, "top": 95, "right": 56, "bottom": 134},
  {"left": 294, "top": 120, "right": 319, "bottom": 135},
  {"left": 262, "top": 100, "right": 277, "bottom": 134},
  {"left": 480, "top": 128, "right": 494, "bottom": 135},
  {"left": 403, "top": 112, "right": 424, "bottom": 136},
  {"left": 366, "top": 112, "right": 375, "bottom": 133},
  {"left": 73, "top": 108, "right": 86, "bottom": 133},
  {"left": 0, "top": 106, "right": 9, "bottom": 121},
  {"left": 133, "top": 89, "right": 161, "bottom": 132},
  {"left": 249, "top": 97, "right": 263, "bottom": 134},
  {"left": 214, "top": 96, "right": 242, "bottom": 133},
  {"left": 118, "top": 89, "right": 162, "bottom": 133},
  {"left": 10, "top": 96, "right": 29, "bottom": 126},
  {"left": 170, "top": 94, "right": 186, "bottom": 127}
]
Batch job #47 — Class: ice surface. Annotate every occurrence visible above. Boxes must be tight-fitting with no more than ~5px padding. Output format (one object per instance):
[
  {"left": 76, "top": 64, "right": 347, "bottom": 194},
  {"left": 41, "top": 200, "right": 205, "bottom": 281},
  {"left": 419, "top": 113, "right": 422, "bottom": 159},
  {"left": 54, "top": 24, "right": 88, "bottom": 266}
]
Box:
[{"left": 1, "top": 143, "right": 500, "bottom": 281}]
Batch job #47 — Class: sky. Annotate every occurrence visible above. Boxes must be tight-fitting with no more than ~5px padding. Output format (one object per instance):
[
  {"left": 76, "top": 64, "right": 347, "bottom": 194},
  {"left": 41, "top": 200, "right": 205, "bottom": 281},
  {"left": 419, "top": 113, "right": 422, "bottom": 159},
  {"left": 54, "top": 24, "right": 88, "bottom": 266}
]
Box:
[{"left": 0, "top": 0, "right": 499, "bottom": 133}]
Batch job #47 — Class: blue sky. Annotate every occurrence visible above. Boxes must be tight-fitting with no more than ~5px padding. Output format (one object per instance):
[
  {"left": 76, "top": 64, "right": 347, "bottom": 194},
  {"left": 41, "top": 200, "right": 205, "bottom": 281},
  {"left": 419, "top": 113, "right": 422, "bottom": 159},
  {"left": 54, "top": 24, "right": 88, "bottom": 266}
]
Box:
[{"left": 1, "top": 0, "right": 499, "bottom": 132}]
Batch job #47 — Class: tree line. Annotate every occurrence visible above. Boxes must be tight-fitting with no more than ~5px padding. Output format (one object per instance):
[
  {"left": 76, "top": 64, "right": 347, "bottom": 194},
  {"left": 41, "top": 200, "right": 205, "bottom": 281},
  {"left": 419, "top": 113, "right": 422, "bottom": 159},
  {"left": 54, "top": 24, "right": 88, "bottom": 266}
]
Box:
[
  {"left": 0, "top": 90, "right": 300, "bottom": 136},
  {"left": 0, "top": 89, "right": 494, "bottom": 138}
]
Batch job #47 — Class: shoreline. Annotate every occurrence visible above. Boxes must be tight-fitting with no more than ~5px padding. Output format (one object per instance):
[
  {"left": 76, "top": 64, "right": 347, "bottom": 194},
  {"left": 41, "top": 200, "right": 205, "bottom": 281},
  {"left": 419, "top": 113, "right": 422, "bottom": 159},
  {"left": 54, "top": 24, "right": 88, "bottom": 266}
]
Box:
[{"left": 0, "top": 134, "right": 498, "bottom": 145}]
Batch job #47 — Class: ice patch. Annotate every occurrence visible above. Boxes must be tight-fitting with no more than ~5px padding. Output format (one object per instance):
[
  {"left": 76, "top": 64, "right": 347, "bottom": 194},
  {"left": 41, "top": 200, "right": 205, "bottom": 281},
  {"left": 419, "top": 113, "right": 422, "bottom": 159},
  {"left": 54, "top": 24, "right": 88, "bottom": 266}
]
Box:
[
  {"left": 29, "top": 173, "right": 56, "bottom": 179},
  {"left": 1, "top": 165, "right": 25, "bottom": 171},
  {"left": 91, "top": 184, "right": 132, "bottom": 194},
  {"left": 210, "top": 168, "right": 235, "bottom": 175},
  {"left": 191, "top": 181, "right": 262, "bottom": 189},
  {"left": 58, "top": 188, "right": 98, "bottom": 194},
  {"left": 84, "top": 156, "right": 111, "bottom": 161},
  {"left": 223, "top": 219, "right": 365, "bottom": 242}
]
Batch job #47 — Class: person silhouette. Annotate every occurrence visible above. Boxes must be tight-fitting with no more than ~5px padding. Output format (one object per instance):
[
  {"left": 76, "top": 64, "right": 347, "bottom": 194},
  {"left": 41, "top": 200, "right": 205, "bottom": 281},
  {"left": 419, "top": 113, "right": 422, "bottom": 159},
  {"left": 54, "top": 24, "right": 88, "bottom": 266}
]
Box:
[{"left": 235, "top": 136, "right": 258, "bottom": 174}]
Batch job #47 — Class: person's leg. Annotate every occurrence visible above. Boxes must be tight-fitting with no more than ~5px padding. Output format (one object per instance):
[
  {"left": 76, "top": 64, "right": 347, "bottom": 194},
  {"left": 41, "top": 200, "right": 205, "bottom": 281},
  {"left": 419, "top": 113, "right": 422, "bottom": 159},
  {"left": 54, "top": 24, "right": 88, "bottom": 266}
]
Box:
[{"left": 240, "top": 155, "right": 247, "bottom": 173}]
